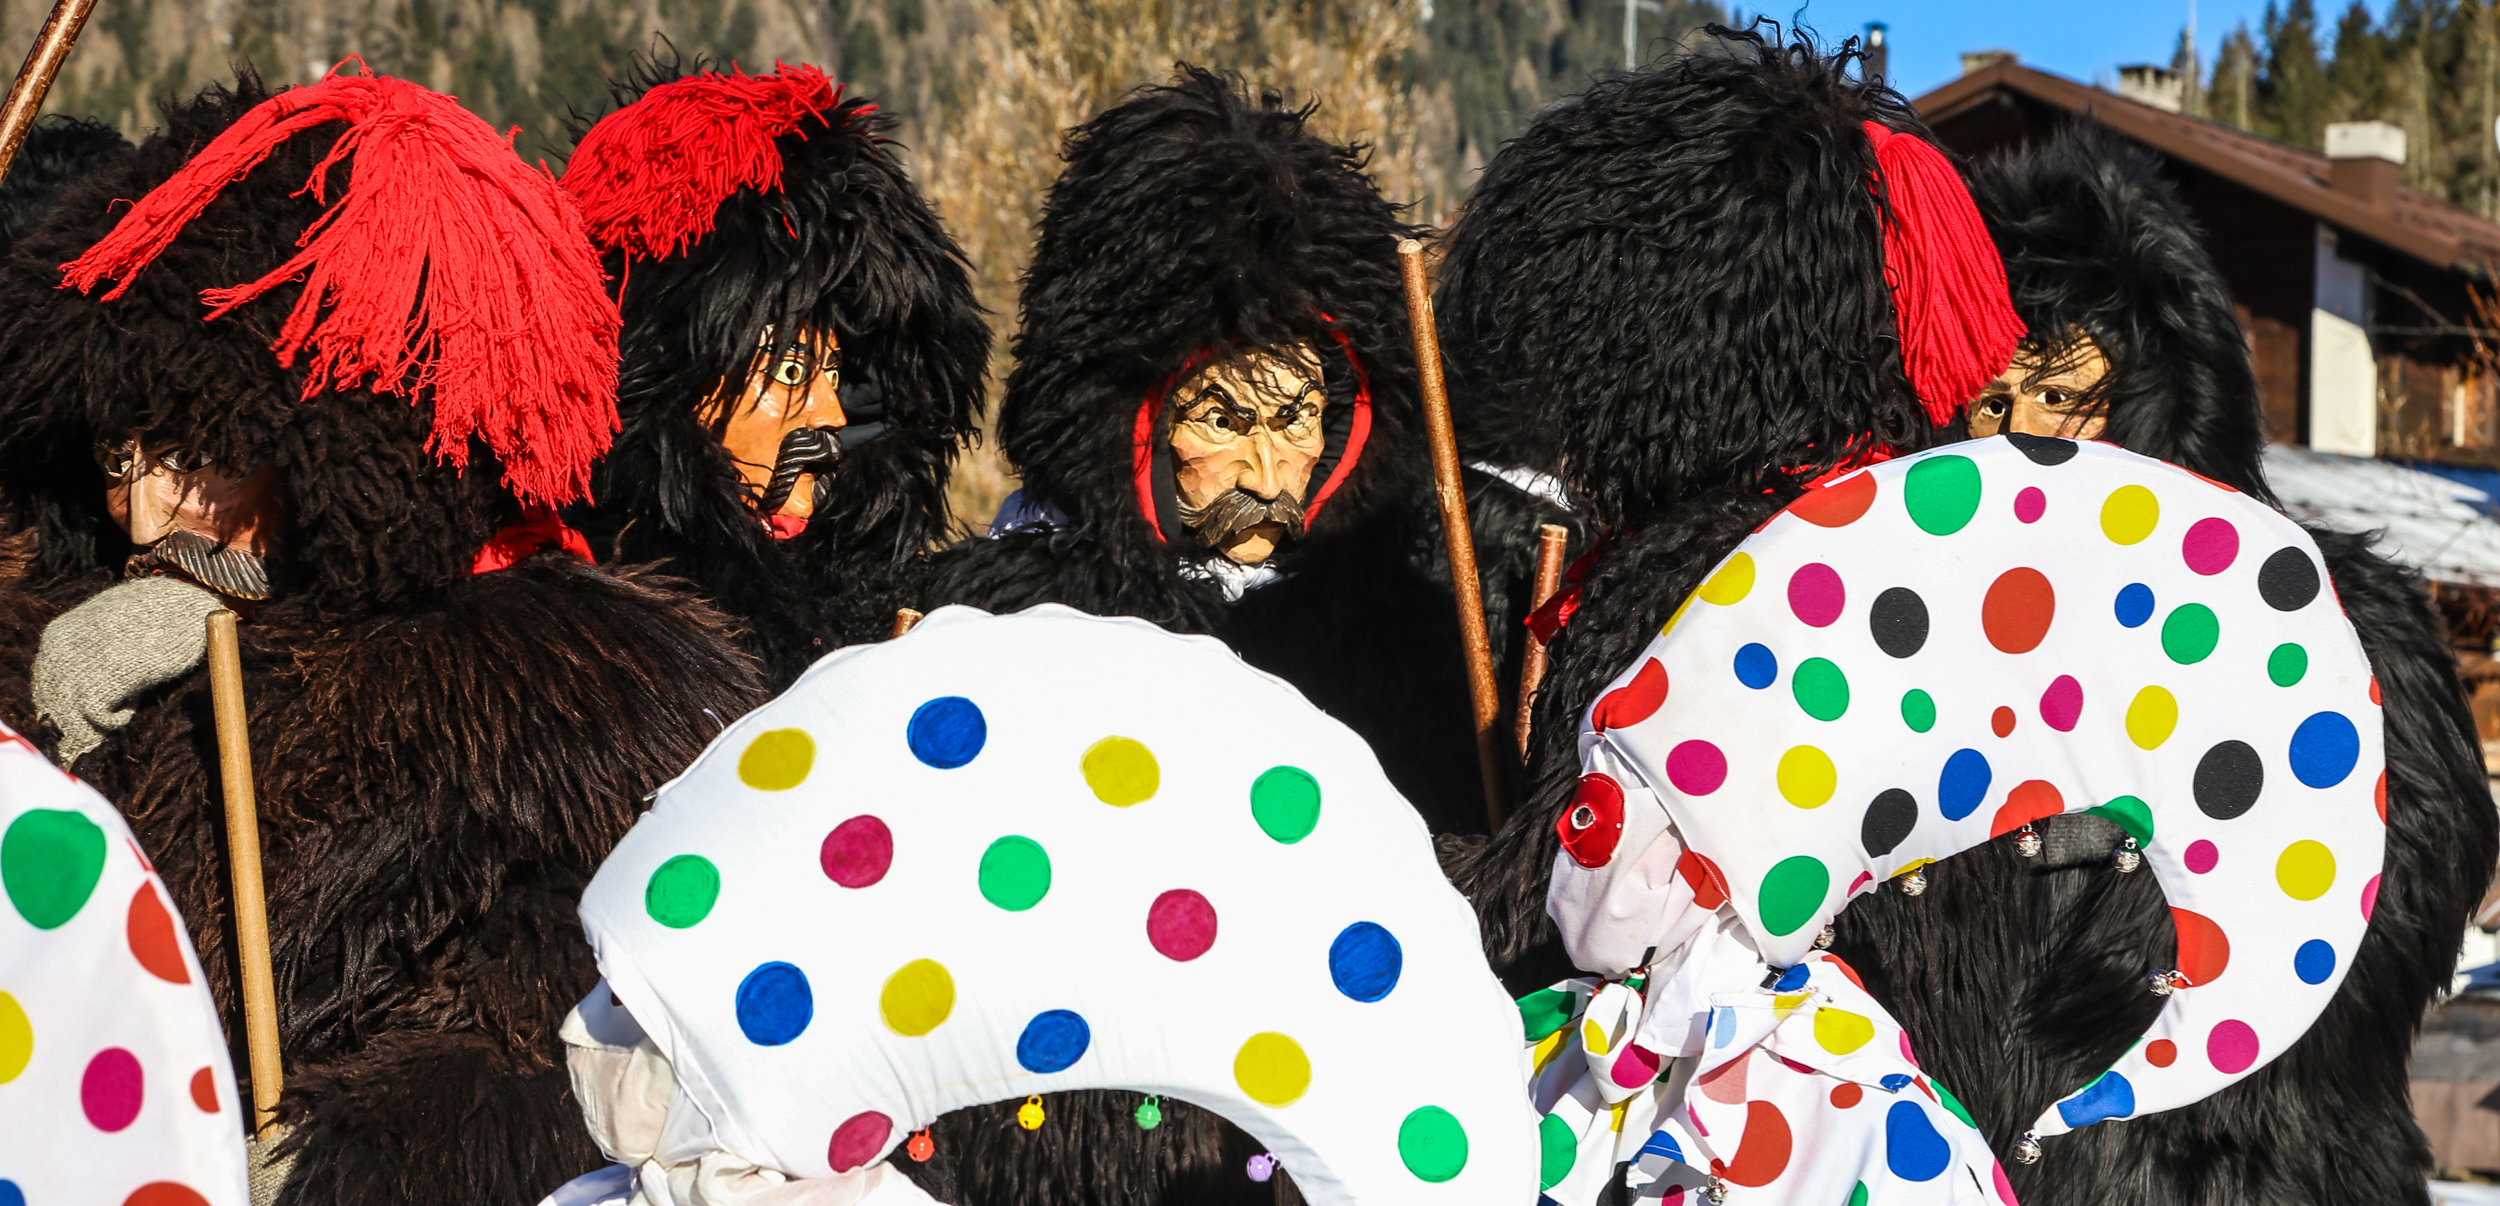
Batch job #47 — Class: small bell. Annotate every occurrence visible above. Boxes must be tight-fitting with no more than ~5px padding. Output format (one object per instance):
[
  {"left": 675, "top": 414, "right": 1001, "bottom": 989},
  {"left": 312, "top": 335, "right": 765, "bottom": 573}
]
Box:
[
  {"left": 906, "top": 1130, "right": 935, "bottom": 1162},
  {"left": 2113, "top": 836, "right": 2142, "bottom": 874},
  {"left": 1813, "top": 926, "right": 1835, "bottom": 950},
  {"left": 2014, "top": 823, "right": 2042, "bottom": 858},
  {"left": 1900, "top": 870, "right": 1928, "bottom": 897},
  {"left": 1016, "top": 1094, "right": 1046, "bottom": 1130},
  {"left": 1702, "top": 1178, "right": 1729, "bottom": 1204},
  {"left": 1247, "top": 1153, "right": 1277, "bottom": 1183},
  {"left": 1135, "top": 1095, "right": 1163, "bottom": 1131},
  {"left": 2012, "top": 1131, "right": 2042, "bottom": 1165},
  {"left": 2146, "top": 970, "right": 2178, "bottom": 996}
]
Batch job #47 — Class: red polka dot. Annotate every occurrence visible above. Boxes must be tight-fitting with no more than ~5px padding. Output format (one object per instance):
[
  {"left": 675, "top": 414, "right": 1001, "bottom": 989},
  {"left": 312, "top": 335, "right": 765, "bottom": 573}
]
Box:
[
  {"left": 1557, "top": 774, "right": 1626, "bottom": 868},
  {"left": 2375, "top": 771, "right": 2387, "bottom": 824},
  {"left": 2362, "top": 874, "right": 2380, "bottom": 921},
  {"left": 1678, "top": 849, "right": 1731, "bottom": 910},
  {"left": 1981, "top": 568, "right": 2056, "bottom": 654},
  {"left": 1989, "top": 780, "right": 2064, "bottom": 838},
  {"left": 1146, "top": 889, "right": 1218, "bottom": 961},
  {"left": 2206, "top": 1020, "right": 2259, "bottom": 1074},
  {"left": 2014, "top": 487, "right": 2046, "bottom": 523},
  {"left": 189, "top": 1066, "right": 218, "bottom": 1112},
  {"left": 2145, "top": 1039, "right": 2177, "bottom": 1068},
  {"left": 1991, "top": 707, "right": 2016, "bottom": 738},
  {"left": 1830, "top": 1081, "right": 1863, "bottom": 1108},
  {"left": 1791, "top": 469, "right": 1879, "bottom": 527},
  {"left": 1696, "top": 1054, "right": 1750, "bottom": 1104},
  {"left": 1787, "top": 564, "right": 1846, "bottom": 628},
  {"left": 2171, "top": 907, "right": 2231, "bottom": 986},
  {"left": 2370, "top": 677, "right": 2382, "bottom": 705},
  {"left": 123, "top": 1185, "right": 210, "bottom": 1206},
  {"left": 820, "top": 815, "right": 894, "bottom": 888},
  {"left": 2184, "top": 840, "right": 2218, "bottom": 874},
  {"left": 1718, "top": 1100, "right": 1794, "bottom": 1187},
  {"left": 82, "top": 1047, "right": 143, "bottom": 1132},
  {"left": 2181, "top": 517, "right": 2240, "bottom": 575},
  {"left": 1593, "top": 659, "right": 1668, "bottom": 732},
  {"left": 128, "top": 881, "right": 189, "bottom": 984},
  {"left": 1818, "top": 953, "right": 1868, "bottom": 991},
  {"left": 1665, "top": 740, "right": 1727, "bottom": 796},
  {"left": 828, "top": 1110, "right": 892, "bottom": 1172}
]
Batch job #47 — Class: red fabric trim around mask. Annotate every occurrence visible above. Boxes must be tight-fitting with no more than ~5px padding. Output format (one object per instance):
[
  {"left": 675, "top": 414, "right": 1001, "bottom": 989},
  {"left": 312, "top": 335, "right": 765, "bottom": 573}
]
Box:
[
  {"left": 767, "top": 513, "right": 809, "bottom": 540},
  {"left": 1129, "top": 322, "right": 1373, "bottom": 543},
  {"left": 469, "top": 504, "right": 594, "bottom": 574}
]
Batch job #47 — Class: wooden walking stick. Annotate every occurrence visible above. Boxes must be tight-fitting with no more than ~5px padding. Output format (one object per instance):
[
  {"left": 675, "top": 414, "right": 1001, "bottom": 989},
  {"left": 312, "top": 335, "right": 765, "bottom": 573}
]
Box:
[
  {"left": 1514, "top": 523, "right": 1570, "bottom": 758},
  {"left": 891, "top": 607, "right": 924, "bottom": 637},
  {"left": 206, "top": 610, "right": 283, "bottom": 1136},
  {"left": 0, "top": 0, "right": 102, "bottom": 181},
  {"left": 1397, "top": 238, "right": 1506, "bottom": 831}
]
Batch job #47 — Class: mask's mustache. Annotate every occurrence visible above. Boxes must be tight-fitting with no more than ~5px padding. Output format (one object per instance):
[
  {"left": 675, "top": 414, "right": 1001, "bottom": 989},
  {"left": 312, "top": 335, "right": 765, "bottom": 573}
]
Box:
[
  {"left": 127, "top": 529, "right": 271, "bottom": 601},
  {"left": 758, "top": 427, "right": 842, "bottom": 515},
  {"left": 1177, "top": 487, "right": 1307, "bottom": 550}
]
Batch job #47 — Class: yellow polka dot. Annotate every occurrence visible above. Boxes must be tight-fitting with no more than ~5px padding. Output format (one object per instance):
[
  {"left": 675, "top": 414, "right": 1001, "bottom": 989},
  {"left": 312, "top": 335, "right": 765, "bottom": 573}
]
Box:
[
  {"left": 738, "top": 728, "right": 815, "bottom": 791},
  {"left": 2125, "top": 687, "right": 2178, "bottom": 750},
  {"left": 1081, "top": 737, "right": 1159, "bottom": 806},
  {"left": 1661, "top": 592, "right": 1698, "bottom": 638},
  {"left": 1890, "top": 857, "right": 1935, "bottom": 880},
  {"left": 1532, "top": 1027, "right": 1569, "bottom": 1072},
  {"left": 879, "top": 959, "right": 955, "bottom": 1036},
  {"left": 1234, "top": 1032, "right": 1311, "bottom": 1106},
  {"left": 2101, "top": 485, "right": 2161, "bottom": 545},
  {"left": 1813, "top": 1007, "right": 1874, "bottom": 1055},
  {"left": 1608, "top": 1098, "right": 1631, "bottom": 1133},
  {"left": 1777, "top": 746, "right": 1837, "bottom": 809},
  {"left": 0, "top": 991, "right": 27, "bottom": 1083},
  {"left": 1582, "top": 1018, "right": 1611, "bottom": 1057},
  {"left": 1698, "top": 553, "right": 1756, "bottom": 606},
  {"left": 1772, "top": 993, "right": 1809, "bottom": 1020},
  {"left": 2276, "top": 840, "right": 2337, "bottom": 901}
]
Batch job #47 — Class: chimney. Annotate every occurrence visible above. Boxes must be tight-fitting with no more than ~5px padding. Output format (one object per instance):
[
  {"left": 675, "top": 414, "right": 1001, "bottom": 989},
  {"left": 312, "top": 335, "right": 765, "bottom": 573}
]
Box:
[
  {"left": 1961, "top": 50, "right": 2015, "bottom": 76},
  {"left": 2324, "top": 121, "right": 2404, "bottom": 207},
  {"left": 1863, "top": 22, "right": 1888, "bottom": 88},
  {"left": 2116, "top": 65, "right": 2184, "bottom": 112}
]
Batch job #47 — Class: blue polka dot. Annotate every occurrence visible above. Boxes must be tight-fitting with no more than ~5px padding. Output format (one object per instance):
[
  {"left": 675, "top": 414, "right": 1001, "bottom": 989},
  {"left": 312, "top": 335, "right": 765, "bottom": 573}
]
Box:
[
  {"left": 0, "top": 1181, "right": 22, "bottom": 1206},
  {"left": 1015, "top": 1009, "right": 1091, "bottom": 1073},
  {"left": 1937, "top": 749, "right": 1991, "bottom": 821},
  {"left": 908, "top": 697, "right": 986, "bottom": 768},
  {"left": 1638, "top": 1130, "right": 1683, "bottom": 1163},
  {"left": 2054, "top": 1069, "right": 2136, "bottom": 1128},
  {"left": 1329, "top": 922, "right": 1404, "bottom": 1002},
  {"left": 1772, "top": 964, "right": 1809, "bottom": 991},
  {"left": 2287, "top": 711, "right": 2360, "bottom": 788},
  {"left": 1879, "top": 1073, "right": 1914, "bottom": 1091},
  {"left": 2295, "top": 939, "right": 2337, "bottom": 985},
  {"left": 2115, "top": 583, "right": 2156, "bottom": 628},
  {"left": 1883, "top": 1101, "right": 1951, "bottom": 1181},
  {"left": 1711, "top": 1007, "right": 1737, "bottom": 1049},
  {"left": 736, "top": 962, "right": 812, "bottom": 1046},
  {"left": 1734, "top": 643, "right": 1779, "bottom": 690}
]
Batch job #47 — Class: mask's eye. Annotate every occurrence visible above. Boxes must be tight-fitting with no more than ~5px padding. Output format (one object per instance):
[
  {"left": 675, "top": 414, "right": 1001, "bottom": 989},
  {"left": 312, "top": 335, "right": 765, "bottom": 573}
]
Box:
[
  {"left": 771, "top": 357, "right": 812, "bottom": 388},
  {"left": 1977, "top": 395, "right": 2010, "bottom": 419},
  {"left": 93, "top": 444, "right": 134, "bottom": 478},
  {"left": 152, "top": 445, "right": 214, "bottom": 474},
  {"left": 2040, "top": 388, "right": 2072, "bottom": 409}
]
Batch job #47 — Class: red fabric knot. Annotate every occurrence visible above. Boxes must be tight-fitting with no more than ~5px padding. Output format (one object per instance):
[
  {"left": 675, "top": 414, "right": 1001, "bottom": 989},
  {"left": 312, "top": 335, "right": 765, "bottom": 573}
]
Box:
[
  {"left": 563, "top": 63, "right": 853, "bottom": 264},
  {"left": 1525, "top": 530, "right": 1615, "bottom": 646},
  {"left": 58, "top": 62, "right": 621, "bottom": 508},
  {"left": 1861, "top": 120, "right": 2026, "bottom": 426},
  {"left": 469, "top": 505, "right": 594, "bottom": 574},
  {"left": 767, "top": 513, "right": 808, "bottom": 540}
]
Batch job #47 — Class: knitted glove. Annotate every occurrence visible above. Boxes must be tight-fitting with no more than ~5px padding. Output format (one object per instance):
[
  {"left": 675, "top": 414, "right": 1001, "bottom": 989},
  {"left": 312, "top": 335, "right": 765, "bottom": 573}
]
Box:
[{"left": 32, "top": 576, "right": 224, "bottom": 767}]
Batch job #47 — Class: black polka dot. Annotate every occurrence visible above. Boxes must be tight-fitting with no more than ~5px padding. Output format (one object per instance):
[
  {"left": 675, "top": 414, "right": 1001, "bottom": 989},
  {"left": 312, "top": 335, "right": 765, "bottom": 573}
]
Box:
[
  {"left": 1870, "top": 587, "right": 1929, "bottom": 659},
  {"left": 2193, "top": 741, "right": 2264, "bottom": 820},
  {"left": 2004, "top": 433, "right": 2079, "bottom": 465},
  {"left": 2258, "top": 547, "right": 2321, "bottom": 612},
  {"left": 1862, "top": 788, "right": 1919, "bottom": 856}
]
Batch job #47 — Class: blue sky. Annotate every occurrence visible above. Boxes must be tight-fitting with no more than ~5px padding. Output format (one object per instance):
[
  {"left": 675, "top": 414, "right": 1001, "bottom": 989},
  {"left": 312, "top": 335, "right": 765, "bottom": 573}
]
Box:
[{"left": 1718, "top": 0, "right": 2314, "bottom": 99}]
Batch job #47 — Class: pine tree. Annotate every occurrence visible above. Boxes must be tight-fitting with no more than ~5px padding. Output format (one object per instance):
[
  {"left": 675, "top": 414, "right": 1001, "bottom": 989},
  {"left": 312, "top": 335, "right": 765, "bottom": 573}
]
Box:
[
  {"left": 2259, "top": 0, "right": 2331, "bottom": 149},
  {"left": 2211, "top": 22, "right": 2262, "bottom": 129}
]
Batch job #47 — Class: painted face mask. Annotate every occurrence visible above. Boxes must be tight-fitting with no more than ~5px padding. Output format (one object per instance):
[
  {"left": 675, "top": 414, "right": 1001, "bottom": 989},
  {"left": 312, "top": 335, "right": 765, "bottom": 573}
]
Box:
[
  {"left": 1166, "top": 344, "right": 1328, "bottom": 566},
  {"left": 699, "top": 329, "right": 849, "bottom": 522},
  {"left": 97, "top": 438, "right": 285, "bottom": 602}
]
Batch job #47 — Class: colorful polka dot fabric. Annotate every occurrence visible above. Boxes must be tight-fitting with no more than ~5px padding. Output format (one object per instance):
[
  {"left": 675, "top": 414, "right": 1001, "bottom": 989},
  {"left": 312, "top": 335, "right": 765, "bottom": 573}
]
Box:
[
  {"left": 1551, "top": 435, "right": 2383, "bottom": 1163},
  {"left": 0, "top": 721, "right": 248, "bottom": 1206},
  {"left": 575, "top": 605, "right": 1538, "bottom": 1203}
]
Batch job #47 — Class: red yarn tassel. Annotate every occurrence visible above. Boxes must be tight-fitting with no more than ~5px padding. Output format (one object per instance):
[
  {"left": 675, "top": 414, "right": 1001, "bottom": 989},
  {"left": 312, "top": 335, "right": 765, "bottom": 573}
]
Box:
[
  {"left": 563, "top": 63, "right": 861, "bottom": 263},
  {"left": 60, "top": 63, "right": 619, "bottom": 508},
  {"left": 1862, "top": 121, "right": 2026, "bottom": 426}
]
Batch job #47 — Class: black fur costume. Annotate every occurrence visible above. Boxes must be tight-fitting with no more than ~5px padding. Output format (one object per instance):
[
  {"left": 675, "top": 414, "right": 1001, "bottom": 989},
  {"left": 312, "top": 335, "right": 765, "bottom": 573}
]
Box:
[
  {"left": 0, "top": 78, "right": 764, "bottom": 1206},
  {"left": 909, "top": 67, "right": 1570, "bottom": 1206},
  {"left": 0, "top": 114, "right": 129, "bottom": 255},
  {"left": 565, "top": 60, "right": 989, "bottom": 684}
]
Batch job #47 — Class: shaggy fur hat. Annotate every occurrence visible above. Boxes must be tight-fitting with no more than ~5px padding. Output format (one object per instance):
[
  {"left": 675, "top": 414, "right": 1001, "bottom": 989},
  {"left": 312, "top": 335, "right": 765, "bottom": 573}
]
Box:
[
  {"left": 1434, "top": 25, "right": 1990, "bottom": 530},
  {"left": 0, "top": 73, "right": 613, "bottom": 620},
  {"left": 999, "top": 64, "right": 1423, "bottom": 555},
  {"left": 0, "top": 115, "right": 130, "bottom": 254},
  {"left": 562, "top": 55, "right": 987, "bottom": 568},
  {"left": 1966, "top": 123, "right": 2271, "bottom": 500}
]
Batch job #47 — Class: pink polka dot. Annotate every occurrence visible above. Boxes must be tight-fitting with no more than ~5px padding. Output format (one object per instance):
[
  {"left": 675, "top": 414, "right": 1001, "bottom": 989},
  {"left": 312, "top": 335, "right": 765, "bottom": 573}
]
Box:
[
  {"left": 820, "top": 815, "right": 894, "bottom": 888},
  {"left": 828, "top": 1110, "right": 892, "bottom": 1171},
  {"left": 1847, "top": 871, "right": 1873, "bottom": 895},
  {"left": 1993, "top": 1161, "right": 2018, "bottom": 1205},
  {"left": 2014, "top": 487, "right": 2046, "bottom": 524},
  {"left": 1899, "top": 1030, "right": 1920, "bottom": 1067},
  {"left": 2038, "top": 675, "right": 2083, "bottom": 732},
  {"left": 1611, "top": 1043, "right": 1663, "bottom": 1088},
  {"left": 2362, "top": 874, "right": 2380, "bottom": 921},
  {"left": 1146, "top": 889, "right": 1218, "bottom": 961},
  {"left": 82, "top": 1047, "right": 143, "bottom": 1132},
  {"left": 1665, "top": 741, "right": 1727, "bottom": 796},
  {"left": 2182, "top": 518, "right": 2240, "bottom": 575},
  {"left": 2184, "top": 840, "right": 2218, "bottom": 874},
  {"left": 1787, "top": 563, "right": 1846, "bottom": 628},
  {"left": 2206, "top": 1019, "right": 2259, "bottom": 1074}
]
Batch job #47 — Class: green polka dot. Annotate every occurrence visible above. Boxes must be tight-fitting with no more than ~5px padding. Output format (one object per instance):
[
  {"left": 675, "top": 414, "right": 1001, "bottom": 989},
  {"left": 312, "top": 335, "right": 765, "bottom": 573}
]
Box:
[
  {"left": 1518, "top": 988, "right": 1577, "bottom": 1042},
  {"left": 2160, "top": 604, "right": 2220, "bottom": 664},
  {"left": 1849, "top": 1183, "right": 1870, "bottom": 1206},
  {"left": 1397, "top": 1105, "right": 1470, "bottom": 1183},
  {"left": 3, "top": 809, "right": 105, "bottom": 930},
  {"left": 1758, "top": 855, "right": 1831, "bottom": 937},
  {"left": 738, "top": 728, "right": 815, "bottom": 791},
  {"left": 644, "top": 855, "right": 720, "bottom": 928},
  {"left": 1082, "top": 737, "right": 1159, "bottom": 806},
  {"left": 1931, "top": 1078, "right": 1978, "bottom": 1129},
  {"left": 1900, "top": 689, "right": 1936, "bottom": 733},
  {"left": 1250, "top": 766, "right": 1321, "bottom": 844},
  {"left": 1538, "top": 1113, "right": 1577, "bottom": 1190},
  {"left": 2269, "top": 642, "right": 2308, "bottom": 687},
  {"left": 1792, "top": 657, "right": 1850, "bottom": 721},
  {"left": 978, "top": 836, "right": 1052, "bottom": 910},
  {"left": 2082, "top": 795, "right": 2153, "bottom": 847},
  {"left": 1903, "top": 455, "right": 1982, "bottom": 536}
]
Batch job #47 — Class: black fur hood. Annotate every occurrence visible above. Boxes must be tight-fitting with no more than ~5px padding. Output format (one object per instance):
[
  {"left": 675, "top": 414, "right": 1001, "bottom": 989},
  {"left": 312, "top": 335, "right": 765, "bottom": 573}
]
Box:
[{"left": 0, "top": 115, "right": 130, "bottom": 256}]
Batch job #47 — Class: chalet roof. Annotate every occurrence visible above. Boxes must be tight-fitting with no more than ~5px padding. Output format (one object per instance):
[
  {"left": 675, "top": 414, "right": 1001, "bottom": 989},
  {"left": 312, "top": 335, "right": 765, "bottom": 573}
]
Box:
[
  {"left": 2264, "top": 445, "right": 2500, "bottom": 586},
  {"left": 1913, "top": 61, "right": 2500, "bottom": 274}
]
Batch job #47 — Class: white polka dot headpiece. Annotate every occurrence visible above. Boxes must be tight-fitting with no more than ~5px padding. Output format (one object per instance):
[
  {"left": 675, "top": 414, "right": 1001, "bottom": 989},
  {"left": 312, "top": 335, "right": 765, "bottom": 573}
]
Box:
[{"left": 1562, "top": 436, "right": 2384, "bottom": 1139}]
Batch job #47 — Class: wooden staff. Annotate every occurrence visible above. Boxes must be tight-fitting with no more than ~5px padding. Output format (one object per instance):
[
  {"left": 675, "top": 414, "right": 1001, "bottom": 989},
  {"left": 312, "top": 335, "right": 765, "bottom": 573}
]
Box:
[
  {"left": 1397, "top": 238, "right": 1506, "bottom": 831},
  {"left": 206, "top": 610, "right": 283, "bottom": 1136},
  {"left": 0, "top": 0, "right": 101, "bottom": 181},
  {"left": 891, "top": 607, "right": 924, "bottom": 638},
  {"left": 1514, "top": 523, "right": 1570, "bottom": 757}
]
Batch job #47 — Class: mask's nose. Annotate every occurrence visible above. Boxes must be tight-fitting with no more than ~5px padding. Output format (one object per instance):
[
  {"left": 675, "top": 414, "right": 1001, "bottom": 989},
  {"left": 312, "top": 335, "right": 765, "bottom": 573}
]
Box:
[{"left": 124, "top": 468, "right": 179, "bottom": 546}]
